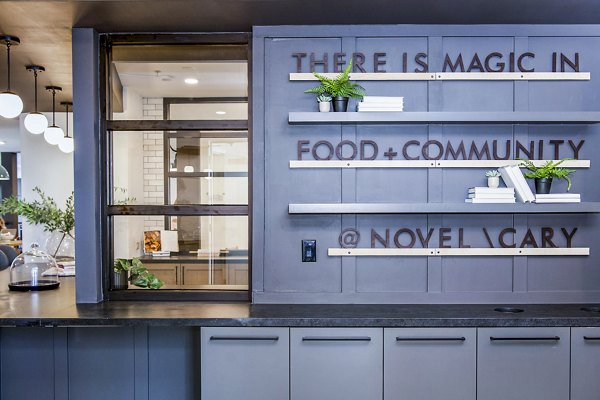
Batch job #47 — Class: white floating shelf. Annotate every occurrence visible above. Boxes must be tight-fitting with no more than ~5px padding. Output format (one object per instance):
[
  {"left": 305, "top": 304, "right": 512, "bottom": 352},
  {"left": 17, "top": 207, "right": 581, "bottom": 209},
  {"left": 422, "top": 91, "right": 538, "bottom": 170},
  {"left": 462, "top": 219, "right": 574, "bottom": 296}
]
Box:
[
  {"left": 289, "top": 203, "right": 600, "bottom": 214},
  {"left": 289, "top": 159, "right": 590, "bottom": 169},
  {"left": 328, "top": 247, "right": 590, "bottom": 257},
  {"left": 290, "top": 72, "right": 590, "bottom": 81},
  {"left": 288, "top": 111, "right": 600, "bottom": 124}
]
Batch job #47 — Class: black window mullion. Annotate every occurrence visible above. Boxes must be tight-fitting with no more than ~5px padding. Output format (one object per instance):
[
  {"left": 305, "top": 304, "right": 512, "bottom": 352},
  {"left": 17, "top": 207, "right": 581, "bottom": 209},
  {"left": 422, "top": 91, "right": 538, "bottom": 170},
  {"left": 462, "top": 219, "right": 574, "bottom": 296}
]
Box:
[
  {"left": 107, "top": 119, "right": 248, "bottom": 131},
  {"left": 107, "top": 204, "right": 249, "bottom": 216}
]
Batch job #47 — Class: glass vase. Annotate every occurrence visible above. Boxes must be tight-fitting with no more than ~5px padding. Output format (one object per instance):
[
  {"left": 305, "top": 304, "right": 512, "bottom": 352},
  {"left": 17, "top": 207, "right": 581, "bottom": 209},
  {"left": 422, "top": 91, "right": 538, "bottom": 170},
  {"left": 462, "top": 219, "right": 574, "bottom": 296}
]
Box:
[{"left": 44, "top": 231, "right": 75, "bottom": 262}]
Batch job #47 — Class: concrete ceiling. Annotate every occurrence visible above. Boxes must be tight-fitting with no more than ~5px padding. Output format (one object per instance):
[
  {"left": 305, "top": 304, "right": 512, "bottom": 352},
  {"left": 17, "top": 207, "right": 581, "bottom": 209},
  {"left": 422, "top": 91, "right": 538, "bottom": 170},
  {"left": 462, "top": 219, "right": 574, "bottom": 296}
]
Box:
[{"left": 0, "top": 0, "right": 599, "bottom": 113}]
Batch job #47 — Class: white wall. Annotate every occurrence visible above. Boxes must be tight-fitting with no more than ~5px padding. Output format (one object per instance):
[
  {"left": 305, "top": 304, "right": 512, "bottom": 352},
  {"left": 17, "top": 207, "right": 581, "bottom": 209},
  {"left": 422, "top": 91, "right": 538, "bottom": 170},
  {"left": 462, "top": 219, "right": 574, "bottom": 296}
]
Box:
[
  {"left": 19, "top": 112, "right": 74, "bottom": 251},
  {"left": 112, "top": 87, "right": 145, "bottom": 259}
]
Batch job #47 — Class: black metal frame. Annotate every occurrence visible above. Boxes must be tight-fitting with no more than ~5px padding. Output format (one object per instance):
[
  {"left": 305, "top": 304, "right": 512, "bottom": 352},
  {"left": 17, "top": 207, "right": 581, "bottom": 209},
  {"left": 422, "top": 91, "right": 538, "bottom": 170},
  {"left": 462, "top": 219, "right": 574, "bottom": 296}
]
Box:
[{"left": 100, "top": 33, "right": 251, "bottom": 301}]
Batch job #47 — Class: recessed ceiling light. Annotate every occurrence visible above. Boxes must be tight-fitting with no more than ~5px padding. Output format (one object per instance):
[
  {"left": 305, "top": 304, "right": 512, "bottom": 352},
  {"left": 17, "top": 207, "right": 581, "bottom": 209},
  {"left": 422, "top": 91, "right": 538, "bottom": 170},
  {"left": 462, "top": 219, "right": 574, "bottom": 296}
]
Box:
[
  {"left": 215, "top": 111, "right": 226, "bottom": 115},
  {"left": 184, "top": 78, "right": 198, "bottom": 85},
  {"left": 0, "top": 141, "right": 6, "bottom": 145}
]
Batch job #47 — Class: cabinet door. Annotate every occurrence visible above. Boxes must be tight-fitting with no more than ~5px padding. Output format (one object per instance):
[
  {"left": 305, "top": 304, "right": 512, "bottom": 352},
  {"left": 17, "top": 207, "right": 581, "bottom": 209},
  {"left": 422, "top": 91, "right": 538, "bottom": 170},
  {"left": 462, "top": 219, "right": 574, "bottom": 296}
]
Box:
[
  {"left": 384, "top": 328, "right": 476, "bottom": 400},
  {"left": 144, "top": 263, "right": 179, "bottom": 285},
  {"left": 477, "top": 327, "right": 570, "bottom": 400},
  {"left": 201, "top": 327, "right": 289, "bottom": 400},
  {"left": 227, "top": 263, "right": 248, "bottom": 285},
  {"left": 571, "top": 327, "right": 600, "bottom": 400},
  {"left": 181, "top": 263, "right": 225, "bottom": 285},
  {"left": 291, "top": 328, "right": 383, "bottom": 400}
]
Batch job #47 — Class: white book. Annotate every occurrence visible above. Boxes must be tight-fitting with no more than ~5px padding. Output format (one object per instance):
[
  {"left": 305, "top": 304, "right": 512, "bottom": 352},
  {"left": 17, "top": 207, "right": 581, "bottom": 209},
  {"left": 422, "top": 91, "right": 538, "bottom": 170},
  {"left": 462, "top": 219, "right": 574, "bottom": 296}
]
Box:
[
  {"left": 362, "top": 96, "right": 404, "bottom": 103},
  {"left": 510, "top": 165, "right": 535, "bottom": 202},
  {"left": 468, "top": 193, "right": 516, "bottom": 199},
  {"left": 535, "top": 193, "right": 580, "bottom": 199},
  {"left": 499, "top": 166, "right": 528, "bottom": 203},
  {"left": 357, "top": 108, "right": 404, "bottom": 112},
  {"left": 468, "top": 187, "right": 514, "bottom": 194},
  {"left": 358, "top": 103, "right": 404, "bottom": 108},
  {"left": 465, "top": 198, "right": 516, "bottom": 203},
  {"left": 534, "top": 198, "right": 581, "bottom": 203}
]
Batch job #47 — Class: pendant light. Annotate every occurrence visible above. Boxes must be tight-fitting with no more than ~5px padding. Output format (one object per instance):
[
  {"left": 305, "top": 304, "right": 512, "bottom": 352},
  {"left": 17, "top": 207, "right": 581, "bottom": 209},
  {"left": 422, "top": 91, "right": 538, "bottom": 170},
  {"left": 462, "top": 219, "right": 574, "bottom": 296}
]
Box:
[
  {"left": 24, "top": 65, "right": 49, "bottom": 134},
  {"left": 0, "top": 154, "right": 9, "bottom": 181},
  {"left": 58, "top": 101, "right": 73, "bottom": 153},
  {"left": 44, "top": 86, "right": 64, "bottom": 145},
  {"left": 0, "top": 36, "right": 23, "bottom": 119}
]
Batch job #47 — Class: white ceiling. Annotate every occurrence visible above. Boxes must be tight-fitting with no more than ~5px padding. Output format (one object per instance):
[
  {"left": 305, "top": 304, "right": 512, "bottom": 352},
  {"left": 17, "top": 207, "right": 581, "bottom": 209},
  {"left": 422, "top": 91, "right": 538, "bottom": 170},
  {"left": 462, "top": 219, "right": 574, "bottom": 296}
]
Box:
[{"left": 114, "top": 61, "right": 248, "bottom": 98}]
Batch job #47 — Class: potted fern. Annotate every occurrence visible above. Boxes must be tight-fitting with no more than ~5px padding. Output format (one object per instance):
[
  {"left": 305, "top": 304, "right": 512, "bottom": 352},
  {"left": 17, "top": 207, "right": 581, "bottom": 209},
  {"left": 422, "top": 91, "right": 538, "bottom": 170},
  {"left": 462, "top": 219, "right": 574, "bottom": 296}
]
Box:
[
  {"left": 520, "top": 159, "right": 575, "bottom": 194},
  {"left": 304, "top": 60, "right": 366, "bottom": 112},
  {"left": 113, "top": 257, "right": 164, "bottom": 290}
]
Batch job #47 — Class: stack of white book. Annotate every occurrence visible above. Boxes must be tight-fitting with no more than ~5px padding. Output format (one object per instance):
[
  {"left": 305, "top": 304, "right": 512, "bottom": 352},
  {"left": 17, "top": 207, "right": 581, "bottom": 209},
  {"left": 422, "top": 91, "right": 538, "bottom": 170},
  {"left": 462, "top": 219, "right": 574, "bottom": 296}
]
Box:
[
  {"left": 357, "top": 96, "right": 404, "bottom": 112},
  {"left": 466, "top": 187, "right": 516, "bottom": 203},
  {"left": 499, "top": 165, "right": 535, "bottom": 203},
  {"left": 534, "top": 193, "right": 581, "bottom": 203}
]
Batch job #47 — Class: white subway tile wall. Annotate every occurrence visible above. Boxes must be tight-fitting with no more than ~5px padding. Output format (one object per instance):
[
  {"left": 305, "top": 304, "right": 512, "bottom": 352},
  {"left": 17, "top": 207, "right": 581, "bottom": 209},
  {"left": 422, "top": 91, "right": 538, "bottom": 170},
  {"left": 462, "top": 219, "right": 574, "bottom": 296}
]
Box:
[{"left": 142, "top": 97, "right": 165, "bottom": 231}]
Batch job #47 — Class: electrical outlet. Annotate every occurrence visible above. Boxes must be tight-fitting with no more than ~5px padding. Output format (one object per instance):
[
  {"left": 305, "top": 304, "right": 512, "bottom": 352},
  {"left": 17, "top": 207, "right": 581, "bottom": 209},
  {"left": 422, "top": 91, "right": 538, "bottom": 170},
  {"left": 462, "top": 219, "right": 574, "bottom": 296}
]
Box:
[{"left": 302, "top": 240, "right": 317, "bottom": 262}]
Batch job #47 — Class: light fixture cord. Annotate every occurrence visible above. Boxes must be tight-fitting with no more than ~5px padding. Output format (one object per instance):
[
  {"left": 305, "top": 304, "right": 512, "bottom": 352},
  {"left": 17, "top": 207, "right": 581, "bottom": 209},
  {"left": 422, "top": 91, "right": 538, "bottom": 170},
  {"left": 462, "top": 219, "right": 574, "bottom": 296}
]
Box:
[
  {"left": 6, "top": 42, "right": 11, "bottom": 91},
  {"left": 33, "top": 71, "right": 38, "bottom": 112},
  {"left": 52, "top": 89, "right": 56, "bottom": 125},
  {"left": 65, "top": 103, "right": 69, "bottom": 138}
]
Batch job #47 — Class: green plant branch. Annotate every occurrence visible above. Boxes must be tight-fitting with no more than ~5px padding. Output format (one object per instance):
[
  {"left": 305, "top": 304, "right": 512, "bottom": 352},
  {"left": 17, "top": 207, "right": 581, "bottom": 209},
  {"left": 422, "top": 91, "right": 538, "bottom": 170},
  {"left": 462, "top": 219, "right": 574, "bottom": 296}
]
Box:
[{"left": 0, "top": 187, "right": 75, "bottom": 234}]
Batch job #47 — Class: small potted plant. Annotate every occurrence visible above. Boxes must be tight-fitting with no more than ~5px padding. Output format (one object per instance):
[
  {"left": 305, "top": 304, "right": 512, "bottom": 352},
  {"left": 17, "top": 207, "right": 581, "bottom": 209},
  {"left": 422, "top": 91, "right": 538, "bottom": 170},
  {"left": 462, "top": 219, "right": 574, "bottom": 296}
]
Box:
[
  {"left": 113, "top": 257, "right": 164, "bottom": 290},
  {"left": 316, "top": 93, "right": 332, "bottom": 112},
  {"left": 485, "top": 170, "right": 501, "bottom": 188},
  {"left": 520, "top": 159, "right": 575, "bottom": 194},
  {"left": 304, "top": 60, "right": 366, "bottom": 112}
]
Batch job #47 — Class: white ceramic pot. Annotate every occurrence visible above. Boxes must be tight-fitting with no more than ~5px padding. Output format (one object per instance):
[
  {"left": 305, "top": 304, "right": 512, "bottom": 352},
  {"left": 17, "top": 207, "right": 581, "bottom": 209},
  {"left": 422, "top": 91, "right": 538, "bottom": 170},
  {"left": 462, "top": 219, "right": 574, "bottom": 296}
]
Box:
[
  {"left": 318, "top": 102, "right": 331, "bottom": 112},
  {"left": 487, "top": 176, "right": 500, "bottom": 188}
]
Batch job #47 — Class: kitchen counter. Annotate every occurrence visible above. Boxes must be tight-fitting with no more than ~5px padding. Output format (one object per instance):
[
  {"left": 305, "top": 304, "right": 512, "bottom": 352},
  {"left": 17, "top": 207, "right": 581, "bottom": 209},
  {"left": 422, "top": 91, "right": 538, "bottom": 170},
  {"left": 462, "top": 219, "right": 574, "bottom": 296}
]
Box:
[{"left": 1, "top": 272, "right": 599, "bottom": 327}]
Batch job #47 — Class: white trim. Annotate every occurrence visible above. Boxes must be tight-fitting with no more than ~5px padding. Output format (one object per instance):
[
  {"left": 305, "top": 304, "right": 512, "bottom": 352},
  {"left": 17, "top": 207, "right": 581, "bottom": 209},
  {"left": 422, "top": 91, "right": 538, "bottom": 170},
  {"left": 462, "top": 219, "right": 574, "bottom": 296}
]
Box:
[
  {"left": 290, "top": 72, "right": 590, "bottom": 81},
  {"left": 329, "top": 248, "right": 435, "bottom": 256},
  {"left": 290, "top": 159, "right": 590, "bottom": 169},
  {"left": 328, "top": 247, "right": 590, "bottom": 257},
  {"left": 436, "top": 160, "right": 590, "bottom": 168},
  {"left": 436, "top": 72, "right": 590, "bottom": 81},
  {"left": 289, "top": 160, "right": 436, "bottom": 168}
]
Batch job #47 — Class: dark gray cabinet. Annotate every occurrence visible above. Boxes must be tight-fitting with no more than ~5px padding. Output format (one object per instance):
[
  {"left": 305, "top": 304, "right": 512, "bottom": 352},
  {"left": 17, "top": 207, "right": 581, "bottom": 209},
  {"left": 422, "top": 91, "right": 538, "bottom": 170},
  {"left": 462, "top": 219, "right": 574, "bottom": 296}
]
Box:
[
  {"left": 384, "top": 328, "right": 476, "bottom": 400},
  {"left": 200, "top": 327, "right": 289, "bottom": 400},
  {"left": 571, "top": 327, "right": 600, "bottom": 400},
  {"left": 477, "top": 327, "right": 570, "bottom": 400},
  {"left": 290, "top": 328, "right": 383, "bottom": 400}
]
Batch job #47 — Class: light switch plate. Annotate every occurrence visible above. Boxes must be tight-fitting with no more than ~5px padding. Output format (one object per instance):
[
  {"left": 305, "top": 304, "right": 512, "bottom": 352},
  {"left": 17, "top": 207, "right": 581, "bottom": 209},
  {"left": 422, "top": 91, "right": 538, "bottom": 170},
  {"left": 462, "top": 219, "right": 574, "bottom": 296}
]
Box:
[{"left": 302, "top": 240, "right": 317, "bottom": 262}]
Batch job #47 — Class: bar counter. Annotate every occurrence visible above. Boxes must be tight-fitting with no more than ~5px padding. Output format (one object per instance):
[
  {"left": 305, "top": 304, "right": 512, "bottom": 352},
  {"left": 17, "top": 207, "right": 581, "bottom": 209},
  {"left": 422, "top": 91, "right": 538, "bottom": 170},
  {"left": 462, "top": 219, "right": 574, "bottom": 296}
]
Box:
[{"left": 0, "top": 273, "right": 598, "bottom": 327}]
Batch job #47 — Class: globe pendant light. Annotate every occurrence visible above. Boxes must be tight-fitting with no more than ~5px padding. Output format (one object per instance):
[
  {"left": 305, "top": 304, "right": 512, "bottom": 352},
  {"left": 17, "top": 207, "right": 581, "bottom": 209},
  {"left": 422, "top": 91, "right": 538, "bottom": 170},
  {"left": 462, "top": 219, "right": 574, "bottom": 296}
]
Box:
[
  {"left": 24, "top": 65, "right": 49, "bottom": 134},
  {"left": 58, "top": 101, "right": 74, "bottom": 153},
  {"left": 0, "top": 36, "right": 23, "bottom": 119},
  {"left": 44, "top": 86, "right": 64, "bottom": 145}
]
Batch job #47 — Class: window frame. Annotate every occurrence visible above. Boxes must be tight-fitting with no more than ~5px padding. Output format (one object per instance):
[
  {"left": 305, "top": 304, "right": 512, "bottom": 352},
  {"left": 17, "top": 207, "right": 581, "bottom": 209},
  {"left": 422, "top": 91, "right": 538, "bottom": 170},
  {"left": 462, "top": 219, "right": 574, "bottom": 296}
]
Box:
[{"left": 100, "top": 33, "right": 252, "bottom": 301}]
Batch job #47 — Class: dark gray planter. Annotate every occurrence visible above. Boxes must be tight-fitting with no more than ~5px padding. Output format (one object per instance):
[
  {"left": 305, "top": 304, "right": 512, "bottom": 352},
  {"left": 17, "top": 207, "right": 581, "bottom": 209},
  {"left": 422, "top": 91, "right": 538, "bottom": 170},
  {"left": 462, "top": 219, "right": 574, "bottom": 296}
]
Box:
[
  {"left": 111, "top": 270, "right": 129, "bottom": 290},
  {"left": 332, "top": 96, "right": 349, "bottom": 112},
  {"left": 535, "top": 178, "right": 553, "bottom": 194}
]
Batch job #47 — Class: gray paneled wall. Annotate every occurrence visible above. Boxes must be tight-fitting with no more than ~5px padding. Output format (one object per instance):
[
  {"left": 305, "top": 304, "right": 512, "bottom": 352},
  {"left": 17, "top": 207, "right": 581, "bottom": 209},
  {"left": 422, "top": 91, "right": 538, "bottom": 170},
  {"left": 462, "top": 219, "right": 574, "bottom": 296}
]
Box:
[
  {"left": 0, "top": 327, "right": 198, "bottom": 400},
  {"left": 252, "top": 25, "right": 600, "bottom": 303}
]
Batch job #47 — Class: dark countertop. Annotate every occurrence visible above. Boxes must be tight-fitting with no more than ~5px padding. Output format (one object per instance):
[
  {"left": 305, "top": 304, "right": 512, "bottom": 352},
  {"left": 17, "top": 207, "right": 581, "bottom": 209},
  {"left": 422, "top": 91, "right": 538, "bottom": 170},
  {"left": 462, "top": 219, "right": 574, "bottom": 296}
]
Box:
[
  {"left": 139, "top": 255, "right": 248, "bottom": 264},
  {"left": 1, "top": 272, "right": 599, "bottom": 327}
]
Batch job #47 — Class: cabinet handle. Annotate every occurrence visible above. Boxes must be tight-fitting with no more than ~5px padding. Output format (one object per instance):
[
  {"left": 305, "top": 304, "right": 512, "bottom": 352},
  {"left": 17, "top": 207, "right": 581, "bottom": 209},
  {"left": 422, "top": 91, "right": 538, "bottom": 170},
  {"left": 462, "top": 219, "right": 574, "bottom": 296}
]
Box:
[
  {"left": 490, "top": 336, "right": 560, "bottom": 342},
  {"left": 396, "top": 337, "right": 466, "bottom": 342},
  {"left": 302, "top": 336, "right": 371, "bottom": 342},
  {"left": 583, "top": 336, "right": 600, "bottom": 341},
  {"left": 210, "top": 336, "right": 279, "bottom": 341}
]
